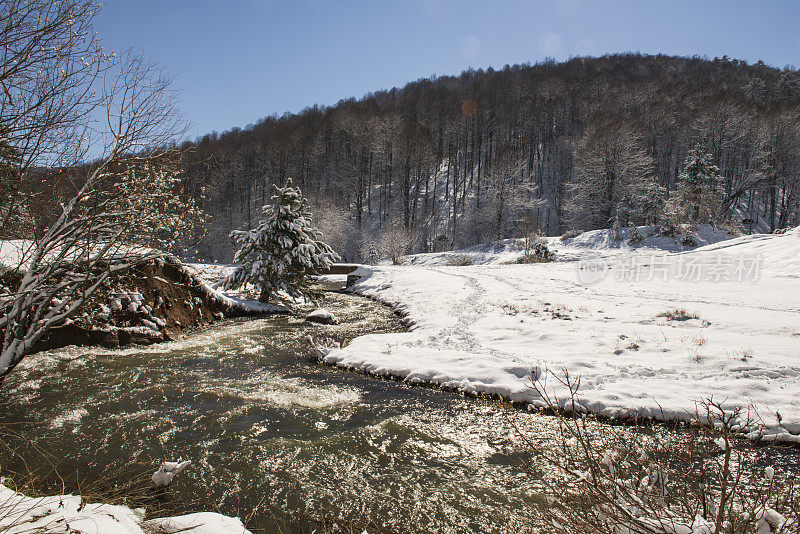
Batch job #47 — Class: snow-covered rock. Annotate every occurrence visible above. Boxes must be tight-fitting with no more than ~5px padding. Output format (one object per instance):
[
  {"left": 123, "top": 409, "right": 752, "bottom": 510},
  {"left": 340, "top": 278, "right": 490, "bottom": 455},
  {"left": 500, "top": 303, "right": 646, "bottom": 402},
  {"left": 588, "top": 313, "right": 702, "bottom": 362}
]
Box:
[
  {"left": 151, "top": 459, "right": 191, "bottom": 487},
  {"left": 305, "top": 308, "right": 339, "bottom": 325}
]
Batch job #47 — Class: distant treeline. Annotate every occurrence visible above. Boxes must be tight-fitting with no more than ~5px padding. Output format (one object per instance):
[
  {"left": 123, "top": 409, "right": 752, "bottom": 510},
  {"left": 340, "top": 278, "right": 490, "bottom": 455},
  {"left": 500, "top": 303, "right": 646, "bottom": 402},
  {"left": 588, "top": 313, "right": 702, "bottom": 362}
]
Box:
[{"left": 177, "top": 53, "right": 800, "bottom": 261}]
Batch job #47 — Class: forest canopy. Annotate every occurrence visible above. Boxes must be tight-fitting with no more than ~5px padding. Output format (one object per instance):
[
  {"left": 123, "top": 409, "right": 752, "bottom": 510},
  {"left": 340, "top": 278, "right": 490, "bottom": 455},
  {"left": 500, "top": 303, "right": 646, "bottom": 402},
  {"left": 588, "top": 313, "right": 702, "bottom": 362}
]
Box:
[{"left": 173, "top": 54, "right": 800, "bottom": 261}]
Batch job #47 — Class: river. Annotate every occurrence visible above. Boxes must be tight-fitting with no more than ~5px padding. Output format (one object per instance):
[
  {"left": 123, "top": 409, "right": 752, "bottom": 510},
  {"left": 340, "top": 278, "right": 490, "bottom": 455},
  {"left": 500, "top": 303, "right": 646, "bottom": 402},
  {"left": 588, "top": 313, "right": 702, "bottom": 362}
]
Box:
[
  {"left": 0, "top": 287, "right": 559, "bottom": 533},
  {"left": 0, "top": 285, "right": 796, "bottom": 533}
]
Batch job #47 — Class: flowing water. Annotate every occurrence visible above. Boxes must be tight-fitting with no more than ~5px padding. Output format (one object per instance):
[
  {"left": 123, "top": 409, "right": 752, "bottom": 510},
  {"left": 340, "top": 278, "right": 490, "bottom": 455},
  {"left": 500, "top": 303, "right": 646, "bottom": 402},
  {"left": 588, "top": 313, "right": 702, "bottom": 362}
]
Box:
[
  {"left": 0, "top": 286, "right": 797, "bottom": 533},
  {"left": 0, "top": 287, "right": 556, "bottom": 533}
]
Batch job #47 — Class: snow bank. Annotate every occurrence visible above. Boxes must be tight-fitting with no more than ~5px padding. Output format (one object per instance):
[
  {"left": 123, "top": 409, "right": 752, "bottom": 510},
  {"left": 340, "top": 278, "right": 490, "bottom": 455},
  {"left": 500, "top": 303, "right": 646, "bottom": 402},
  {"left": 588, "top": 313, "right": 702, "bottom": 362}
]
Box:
[
  {"left": 556, "top": 224, "right": 735, "bottom": 254},
  {"left": 0, "top": 240, "right": 28, "bottom": 269},
  {"left": 688, "top": 225, "right": 800, "bottom": 275},
  {"left": 403, "top": 239, "right": 527, "bottom": 266},
  {"left": 146, "top": 512, "right": 251, "bottom": 534},
  {"left": 400, "top": 225, "right": 738, "bottom": 267},
  {"left": 0, "top": 483, "right": 251, "bottom": 534},
  {"left": 323, "top": 228, "right": 800, "bottom": 441}
]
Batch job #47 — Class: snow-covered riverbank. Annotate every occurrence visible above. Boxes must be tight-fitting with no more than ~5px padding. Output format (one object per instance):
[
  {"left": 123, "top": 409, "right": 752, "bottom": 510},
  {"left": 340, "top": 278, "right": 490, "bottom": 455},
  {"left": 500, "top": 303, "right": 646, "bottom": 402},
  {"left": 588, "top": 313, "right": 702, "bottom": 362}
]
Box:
[
  {"left": 0, "top": 483, "right": 251, "bottom": 534},
  {"left": 322, "top": 227, "right": 800, "bottom": 441}
]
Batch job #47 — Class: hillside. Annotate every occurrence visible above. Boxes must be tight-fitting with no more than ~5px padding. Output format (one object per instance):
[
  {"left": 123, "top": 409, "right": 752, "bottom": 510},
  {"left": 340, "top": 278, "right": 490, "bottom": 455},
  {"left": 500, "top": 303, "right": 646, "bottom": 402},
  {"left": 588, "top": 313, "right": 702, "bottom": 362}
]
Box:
[{"left": 177, "top": 53, "right": 800, "bottom": 263}]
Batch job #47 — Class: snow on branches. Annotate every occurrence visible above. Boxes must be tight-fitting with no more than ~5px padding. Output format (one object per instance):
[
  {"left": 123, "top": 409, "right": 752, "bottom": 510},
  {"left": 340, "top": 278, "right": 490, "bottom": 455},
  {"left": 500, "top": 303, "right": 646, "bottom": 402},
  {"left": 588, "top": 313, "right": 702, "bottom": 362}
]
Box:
[
  {"left": 223, "top": 179, "right": 339, "bottom": 303},
  {"left": 674, "top": 147, "right": 726, "bottom": 225}
]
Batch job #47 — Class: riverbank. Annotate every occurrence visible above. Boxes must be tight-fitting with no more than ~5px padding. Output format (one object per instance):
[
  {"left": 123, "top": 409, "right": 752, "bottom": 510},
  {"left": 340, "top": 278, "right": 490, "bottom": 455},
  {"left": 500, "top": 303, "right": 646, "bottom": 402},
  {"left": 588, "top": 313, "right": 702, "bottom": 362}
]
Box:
[
  {"left": 0, "top": 254, "right": 282, "bottom": 355},
  {"left": 0, "top": 482, "right": 252, "bottom": 534},
  {"left": 2, "top": 269, "right": 797, "bottom": 533},
  {"left": 320, "top": 227, "right": 800, "bottom": 443}
]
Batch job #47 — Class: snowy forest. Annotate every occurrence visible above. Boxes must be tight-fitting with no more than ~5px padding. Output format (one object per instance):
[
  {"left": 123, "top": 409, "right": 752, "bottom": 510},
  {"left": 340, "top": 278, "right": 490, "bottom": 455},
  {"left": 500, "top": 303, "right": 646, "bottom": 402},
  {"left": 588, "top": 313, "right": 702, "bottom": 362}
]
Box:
[{"left": 174, "top": 54, "right": 800, "bottom": 261}]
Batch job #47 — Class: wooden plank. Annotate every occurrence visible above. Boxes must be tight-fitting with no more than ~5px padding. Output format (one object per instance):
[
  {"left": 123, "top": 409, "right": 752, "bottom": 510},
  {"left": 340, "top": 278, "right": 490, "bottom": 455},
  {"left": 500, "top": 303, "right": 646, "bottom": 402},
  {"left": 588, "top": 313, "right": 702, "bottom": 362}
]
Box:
[{"left": 319, "top": 264, "right": 360, "bottom": 275}]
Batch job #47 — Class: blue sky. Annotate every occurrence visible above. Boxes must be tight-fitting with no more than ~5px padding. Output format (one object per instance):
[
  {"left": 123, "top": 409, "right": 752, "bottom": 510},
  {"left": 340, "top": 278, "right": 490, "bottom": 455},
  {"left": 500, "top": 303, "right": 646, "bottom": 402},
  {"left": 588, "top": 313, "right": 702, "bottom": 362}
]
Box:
[{"left": 97, "top": 0, "right": 800, "bottom": 140}]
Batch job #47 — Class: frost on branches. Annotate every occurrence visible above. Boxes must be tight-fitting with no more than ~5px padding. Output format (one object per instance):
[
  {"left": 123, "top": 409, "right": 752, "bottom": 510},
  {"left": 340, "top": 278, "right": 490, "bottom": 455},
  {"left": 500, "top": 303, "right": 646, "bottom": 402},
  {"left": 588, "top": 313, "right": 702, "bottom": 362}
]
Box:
[
  {"left": 674, "top": 147, "right": 725, "bottom": 224},
  {"left": 223, "top": 179, "right": 339, "bottom": 303}
]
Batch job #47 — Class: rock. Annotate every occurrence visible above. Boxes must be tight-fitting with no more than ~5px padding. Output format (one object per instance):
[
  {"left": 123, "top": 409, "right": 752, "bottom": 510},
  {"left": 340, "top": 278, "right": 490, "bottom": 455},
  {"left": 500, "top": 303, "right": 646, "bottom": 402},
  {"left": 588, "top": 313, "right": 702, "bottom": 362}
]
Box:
[
  {"left": 151, "top": 459, "right": 191, "bottom": 487},
  {"left": 37, "top": 324, "right": 120, "bottom": 350},
  {"left": 305, "top": 308, "right": 339, "bottom": 325}
]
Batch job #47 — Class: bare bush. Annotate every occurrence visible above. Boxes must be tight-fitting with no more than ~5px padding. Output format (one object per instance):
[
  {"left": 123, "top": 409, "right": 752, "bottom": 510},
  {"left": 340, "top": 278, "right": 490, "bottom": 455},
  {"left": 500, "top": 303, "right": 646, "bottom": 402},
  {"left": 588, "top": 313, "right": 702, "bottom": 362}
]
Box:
[
  {"left": 516, "top": 370, "right": 799, "bottom": 533},
  {"left": 378, "top": 219, "right": 411, "bottom": 265},
  {"left": 657, "top": 308, "right": 700, "bottom": 322},
  {"left": 445, "top": 253, "right": 474, "bottom": 266},
  {"left": 516, "top": 230, "right": 554, "bottom": 263}
]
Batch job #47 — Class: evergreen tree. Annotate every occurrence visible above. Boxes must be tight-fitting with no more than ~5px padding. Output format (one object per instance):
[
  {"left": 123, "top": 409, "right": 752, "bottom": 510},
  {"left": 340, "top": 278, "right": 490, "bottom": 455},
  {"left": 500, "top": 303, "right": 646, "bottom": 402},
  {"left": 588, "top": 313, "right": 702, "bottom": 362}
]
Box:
[
  {"left": 640, "top": 179, "right": 667, "bottom": 225},
  {"left": 224, "top": 179, "right": 339, "bottom": 303},
  {"left": 675, "top": 147, "right": 725, "bottom": 224}
]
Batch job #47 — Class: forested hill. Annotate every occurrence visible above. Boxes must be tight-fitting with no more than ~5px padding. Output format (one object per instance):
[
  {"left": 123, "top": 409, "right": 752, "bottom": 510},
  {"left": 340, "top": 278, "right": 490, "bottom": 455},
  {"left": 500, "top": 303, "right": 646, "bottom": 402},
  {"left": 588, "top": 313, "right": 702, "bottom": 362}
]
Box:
[{"left": 179, "top": 53, "right": 800, "bottom": 262}]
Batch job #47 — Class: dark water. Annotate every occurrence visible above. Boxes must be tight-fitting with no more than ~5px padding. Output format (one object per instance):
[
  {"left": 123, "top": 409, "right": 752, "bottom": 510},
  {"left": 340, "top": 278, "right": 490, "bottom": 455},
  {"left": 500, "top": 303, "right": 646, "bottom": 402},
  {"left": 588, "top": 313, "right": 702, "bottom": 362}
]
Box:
[
  {"left": 0, "top": 288, "right": 555, "bottom": 533},
  {"left": 1, "top": 287, "right": 797, "bottom": 533}
]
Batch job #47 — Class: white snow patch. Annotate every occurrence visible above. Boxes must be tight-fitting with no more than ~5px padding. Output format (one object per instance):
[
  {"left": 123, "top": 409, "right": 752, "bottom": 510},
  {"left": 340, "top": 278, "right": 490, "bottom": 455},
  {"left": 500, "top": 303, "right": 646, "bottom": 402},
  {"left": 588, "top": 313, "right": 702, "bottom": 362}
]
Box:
[
  {"left": 146, "top": 512, "right": 251, "bottom": 534},
  {"left": 305, "top": 308, "right": 338, "bottom": 324},
  {"left": 326, "top": 228, "right": 800, "bottom": 440},
  {"left": 151, "top": 459, "right": 191, "bottom": 487},
  {"left": 0, "top": 483, "right": 251, "bottom": 534}
]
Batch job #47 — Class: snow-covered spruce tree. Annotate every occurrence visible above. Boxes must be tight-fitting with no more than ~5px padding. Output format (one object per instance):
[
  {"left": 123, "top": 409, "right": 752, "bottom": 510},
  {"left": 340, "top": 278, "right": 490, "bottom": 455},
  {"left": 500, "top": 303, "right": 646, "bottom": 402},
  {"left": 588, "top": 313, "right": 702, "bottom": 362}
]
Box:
[
  {"left": 658, "top": 203, "right": 681, "bottom": 237},
  {"left": 224, "top": 179, "right": 339, "bottom": 303},
  {"left": 675, "top": 147, "right": 725, "bottom": 224},
  {"left": 627, "top": 225, "right": 645, "bottom": 244}
]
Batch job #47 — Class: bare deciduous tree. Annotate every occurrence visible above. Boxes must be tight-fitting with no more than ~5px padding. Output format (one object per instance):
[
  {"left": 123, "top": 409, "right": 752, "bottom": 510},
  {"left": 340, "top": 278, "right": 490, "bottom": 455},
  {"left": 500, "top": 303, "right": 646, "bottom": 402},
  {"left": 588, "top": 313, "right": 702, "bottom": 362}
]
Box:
[
  {"left": 567, "top": 117, "right": 657, "bottom": 232},
  {"left": 0, "top": 1, "right": 196, "bottom": 378}
]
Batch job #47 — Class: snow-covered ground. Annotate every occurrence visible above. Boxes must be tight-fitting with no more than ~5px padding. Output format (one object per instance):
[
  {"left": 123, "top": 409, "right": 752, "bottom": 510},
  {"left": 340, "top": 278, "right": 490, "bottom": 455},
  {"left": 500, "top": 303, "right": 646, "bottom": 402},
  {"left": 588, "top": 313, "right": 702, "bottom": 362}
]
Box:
[
  {"left": 403, "top": 224, "right": 737, "bottom": 266},
  {"left": 322, "top": 226, "right": 800, "bottom": 441},
  {"left": 0, "top": 483, "right": 251, "bottom": 534}
]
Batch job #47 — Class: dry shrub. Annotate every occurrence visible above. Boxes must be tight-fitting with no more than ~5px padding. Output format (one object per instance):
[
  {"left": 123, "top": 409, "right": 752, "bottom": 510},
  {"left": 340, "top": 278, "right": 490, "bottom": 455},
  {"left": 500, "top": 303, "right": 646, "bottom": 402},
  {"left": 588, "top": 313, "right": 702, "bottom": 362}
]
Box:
[
  {"left": 518, "top": 242, "right": 555, "bottom": 263},
  {"left": 446, "top": 254, "right": 474, "bottom": 266},
  {"left": 514, "top": 371, "right": 799, "bottom": 533},
  {"left": 657, "top": 308, "right": 700, "bottom": 322},
  {"left": 0, "top": 422, "right": 207, "bottom": 532}
]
